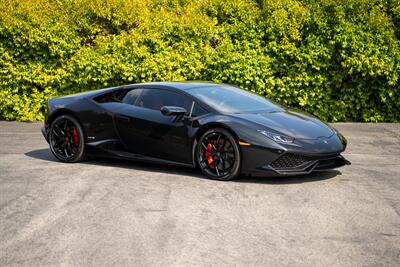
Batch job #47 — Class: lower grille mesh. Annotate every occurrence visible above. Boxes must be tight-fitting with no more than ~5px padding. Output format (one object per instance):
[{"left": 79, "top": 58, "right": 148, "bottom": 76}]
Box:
[{"left": 270, "top": 153, "right": 314, "bottom": 170}]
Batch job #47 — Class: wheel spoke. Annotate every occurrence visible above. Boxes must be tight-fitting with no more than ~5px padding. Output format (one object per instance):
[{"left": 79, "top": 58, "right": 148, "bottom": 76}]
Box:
[
  {"left": 53, "top": 135, "right": 64, "bottom": 143},
  {"left": 222, "top": 138, "right": 227, "bottom": 151},
  {"left": 201, "top": 142, "right": 208, "bottom": 150},
  {"left": 63, "top": 120, "right": 68, "bottom": 131},
  {"left": 226, "top": 156, "right": 234, "bottom": 164},
  {"left": 66, "top": 141, "right": 73, "bottom": 156},
  {"left": 215, "top": 164, "right": 220, "bottom": 176},
  {"left": 52, "top": 129, "right": 60, "bottom": 138},
  {"left": 219, "top": 157, "right": 226, "bottom": 172},
  {"left": 54, "top": 125, "right": 65, "bottom": 136},
  {"left": 216, "top": 134, "right": 221, "bottom": 147},
  {"left": 199, "top": 157, "right": 207, "bottom": 164},
  {"left": 54, "top": 140, "right": 65, "bottom": 149}
]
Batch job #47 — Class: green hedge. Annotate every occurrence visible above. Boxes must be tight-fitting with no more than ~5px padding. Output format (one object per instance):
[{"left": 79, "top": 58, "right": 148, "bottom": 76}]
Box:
[{"left": 0, "top": 0, "right": 399, "bottom": 122}]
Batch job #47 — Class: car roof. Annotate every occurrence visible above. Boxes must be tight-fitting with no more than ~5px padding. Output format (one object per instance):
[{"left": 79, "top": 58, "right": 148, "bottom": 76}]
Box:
[{"left": 130, "top": 81, "right": 226, "bottom": 91}]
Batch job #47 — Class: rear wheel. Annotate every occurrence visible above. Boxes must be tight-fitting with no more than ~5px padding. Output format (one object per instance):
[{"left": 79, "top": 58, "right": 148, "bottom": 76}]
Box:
[
  {"left": 196, "top": 128, "right": 241, "bottom": 180},
  {"left": 49, "top": 115, "right": 86, "bottom": 163}
]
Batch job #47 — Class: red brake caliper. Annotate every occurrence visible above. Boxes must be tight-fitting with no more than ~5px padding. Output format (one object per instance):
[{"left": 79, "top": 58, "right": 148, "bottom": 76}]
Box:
[
  {"left": 204, "top": 143, "right": 215, "bottom": 169},
  {"left": 72, "top": 127, "right": 79, "bottom": 145}
]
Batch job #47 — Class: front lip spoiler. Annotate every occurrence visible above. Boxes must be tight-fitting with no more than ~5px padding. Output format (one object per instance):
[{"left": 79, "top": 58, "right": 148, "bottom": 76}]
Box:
[
  {"left": 264, "top": 154, "right": 351, "bottom": 175},
  {"left": 340, "top": 156, "right": 351, "bottom": 166}
]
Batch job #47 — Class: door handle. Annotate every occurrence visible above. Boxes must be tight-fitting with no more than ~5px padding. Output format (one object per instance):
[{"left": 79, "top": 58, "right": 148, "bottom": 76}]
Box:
[{"left": 115, "top": 114, "right": 130, "bottom": 122}]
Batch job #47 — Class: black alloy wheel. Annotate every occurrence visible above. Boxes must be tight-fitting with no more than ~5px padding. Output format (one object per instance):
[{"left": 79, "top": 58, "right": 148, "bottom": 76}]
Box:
[
  {"left": 197, "top": 128, "right": 241, "bottom": 180},
  {"left": 49, "top": 115, "right": 86, "bottom": 163}
]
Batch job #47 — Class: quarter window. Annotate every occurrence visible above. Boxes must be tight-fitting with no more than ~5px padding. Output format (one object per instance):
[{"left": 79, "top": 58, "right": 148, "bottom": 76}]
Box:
[{"left": 191, "top": 102, "right": 208, "bottom": 117}]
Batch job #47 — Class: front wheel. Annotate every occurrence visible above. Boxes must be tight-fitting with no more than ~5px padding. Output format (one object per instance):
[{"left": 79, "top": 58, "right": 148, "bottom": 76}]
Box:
[
  {"left": 49, "top": 115, "right": 86, "bottom": 163},
  {"left": 196, "top": 128, "right": 241, "bottom": 180}
]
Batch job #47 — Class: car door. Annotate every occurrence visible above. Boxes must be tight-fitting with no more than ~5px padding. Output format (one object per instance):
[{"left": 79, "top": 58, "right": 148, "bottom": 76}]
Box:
[{"left": 114, "top": 88, "right": 194, "bottom": 163}]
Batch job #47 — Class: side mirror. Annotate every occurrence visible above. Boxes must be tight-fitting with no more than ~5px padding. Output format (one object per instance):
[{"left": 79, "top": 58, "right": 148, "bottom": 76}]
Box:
[{"left": 160, "top": 106, "right": 187, "bottom": 118}]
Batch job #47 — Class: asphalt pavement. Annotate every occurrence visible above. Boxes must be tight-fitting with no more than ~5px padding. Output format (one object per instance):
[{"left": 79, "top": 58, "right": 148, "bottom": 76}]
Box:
[{"left": 0, "top": 121, "right": 399, "bottom": 266}]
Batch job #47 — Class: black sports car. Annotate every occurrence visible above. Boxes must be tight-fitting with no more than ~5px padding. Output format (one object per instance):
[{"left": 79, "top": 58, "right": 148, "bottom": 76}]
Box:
[{"left": 41, "top": 82, "right": 350, "bottom": 180}]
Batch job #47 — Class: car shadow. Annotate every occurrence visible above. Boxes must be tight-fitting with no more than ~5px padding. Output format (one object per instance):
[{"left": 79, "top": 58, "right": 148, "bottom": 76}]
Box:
[
  {"left": 234, "top": 170, "right": 341, "bottom": 184},
  {"left": 25, "top": 148, "right": 203, "bottom": 178},
  {"left": 25, "top": 148, "right": 341, "bottom": 184},
  {"left": 25, "top": 148, "right": 59, "bottom": 162}
]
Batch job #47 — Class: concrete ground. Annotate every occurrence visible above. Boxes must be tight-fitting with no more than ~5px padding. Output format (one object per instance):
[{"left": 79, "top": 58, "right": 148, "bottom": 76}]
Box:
[{"left": 0, "top": 121, "right": 399, "bottom": 267}]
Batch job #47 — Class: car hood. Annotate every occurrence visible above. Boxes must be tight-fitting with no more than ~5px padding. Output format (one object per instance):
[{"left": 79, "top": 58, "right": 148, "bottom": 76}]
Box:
[{"left": 231, "top": 110, "right": 334, "bottom": 140}]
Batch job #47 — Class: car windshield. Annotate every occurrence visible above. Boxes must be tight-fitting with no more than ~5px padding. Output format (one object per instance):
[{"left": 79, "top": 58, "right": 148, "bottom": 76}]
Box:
[{"left": 187, "top": 85, "right": 280, "bottom": 113}]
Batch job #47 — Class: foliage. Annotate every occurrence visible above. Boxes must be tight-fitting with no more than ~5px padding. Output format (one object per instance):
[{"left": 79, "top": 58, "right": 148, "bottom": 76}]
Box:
[{"left": 0, "top": 0, "right": 399, "bottom": 121}]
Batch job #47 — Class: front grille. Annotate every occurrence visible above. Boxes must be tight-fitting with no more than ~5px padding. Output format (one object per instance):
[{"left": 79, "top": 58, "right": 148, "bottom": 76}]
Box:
[{"left": 270, "top": 153, "right": 314, "bottom": 170}]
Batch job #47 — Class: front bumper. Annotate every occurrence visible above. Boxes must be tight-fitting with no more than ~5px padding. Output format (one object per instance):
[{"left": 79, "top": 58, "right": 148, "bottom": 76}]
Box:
[
  {"left": 264, "top": 152, "right": 350, "bottom": 175},
  {"left": 41, "top": 125, "right": 49, "bottom": 143},
  {"left": 241, "top": 145, "right": 351, "bottom": 177}
]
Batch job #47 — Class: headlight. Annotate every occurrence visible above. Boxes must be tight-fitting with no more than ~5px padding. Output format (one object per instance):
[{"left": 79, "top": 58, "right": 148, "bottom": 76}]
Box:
[{"left": 257, "top": 130, "right": 294, "bottom": 144}]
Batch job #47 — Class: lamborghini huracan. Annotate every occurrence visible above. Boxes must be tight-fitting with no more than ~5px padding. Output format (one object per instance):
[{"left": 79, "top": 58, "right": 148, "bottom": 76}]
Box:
[{"left": 41, "top": 82, "right": 350, "bottom": 180}]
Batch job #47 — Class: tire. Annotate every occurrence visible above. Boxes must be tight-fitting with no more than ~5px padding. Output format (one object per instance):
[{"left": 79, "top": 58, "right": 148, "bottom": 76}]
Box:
[
  {"left": 196, "top": 128, "right": 241, "bottom": 180},
  {"left": 49, "top": 115, "right": 86, "bottom": 163}
]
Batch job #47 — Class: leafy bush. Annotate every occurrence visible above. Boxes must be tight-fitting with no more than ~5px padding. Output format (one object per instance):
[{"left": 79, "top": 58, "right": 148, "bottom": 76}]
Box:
[{"left": 0, "top": 0, "right": 399, "bottom": 121}]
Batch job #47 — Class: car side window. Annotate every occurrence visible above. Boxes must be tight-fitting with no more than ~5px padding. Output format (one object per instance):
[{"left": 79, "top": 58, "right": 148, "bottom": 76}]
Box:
[
  {"left": 122, "top": 89, "right": 142, "bottom": 105},
  {"left": 135, "top": 89, "right": 192, "bottom": 113},
  {"left": 191, "top": 102, "right": 208, "bottom": 117}
]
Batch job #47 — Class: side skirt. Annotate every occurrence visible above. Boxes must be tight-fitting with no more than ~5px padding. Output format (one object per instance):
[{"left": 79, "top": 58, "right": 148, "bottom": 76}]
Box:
[{"left": 86, "top": 139, "right": 195, "bottom": 168}]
